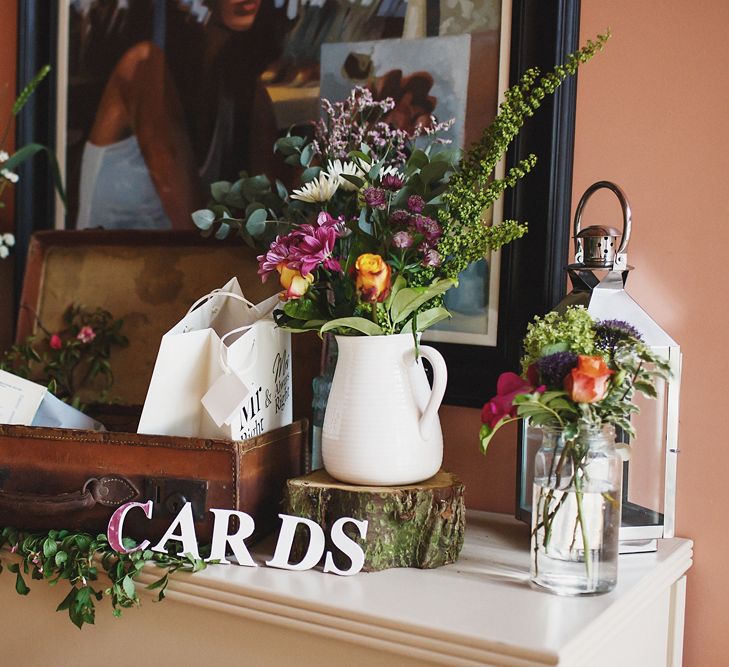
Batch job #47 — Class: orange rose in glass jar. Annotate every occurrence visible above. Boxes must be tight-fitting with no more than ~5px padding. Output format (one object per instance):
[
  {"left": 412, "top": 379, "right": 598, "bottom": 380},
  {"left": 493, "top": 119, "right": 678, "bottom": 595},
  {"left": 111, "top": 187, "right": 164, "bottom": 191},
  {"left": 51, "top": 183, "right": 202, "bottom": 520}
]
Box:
[{"left": 564, "top": 355, "right": 614, "bottom": 403}]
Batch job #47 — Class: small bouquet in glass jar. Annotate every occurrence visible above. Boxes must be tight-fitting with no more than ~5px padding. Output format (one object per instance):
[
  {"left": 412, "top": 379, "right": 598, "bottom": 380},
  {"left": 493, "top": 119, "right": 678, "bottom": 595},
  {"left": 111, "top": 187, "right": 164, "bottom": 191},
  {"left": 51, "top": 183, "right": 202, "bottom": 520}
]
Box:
[{"left": 479, "top": 306, "right": 670, "bottom": 594}]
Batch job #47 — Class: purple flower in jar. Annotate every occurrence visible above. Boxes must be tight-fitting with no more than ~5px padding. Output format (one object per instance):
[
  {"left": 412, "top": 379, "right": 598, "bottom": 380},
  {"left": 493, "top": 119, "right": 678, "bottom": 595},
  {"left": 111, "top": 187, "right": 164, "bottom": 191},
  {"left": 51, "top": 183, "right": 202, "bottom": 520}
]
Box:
[
  {"left": 363, "top": 187, "right": 387, "bottom": 210},
  {"left": 407, "top": 195, "right": 425, "bottom": 213},
  {"left": 392, "top": 231, "right": 414, "bottom": 249}
]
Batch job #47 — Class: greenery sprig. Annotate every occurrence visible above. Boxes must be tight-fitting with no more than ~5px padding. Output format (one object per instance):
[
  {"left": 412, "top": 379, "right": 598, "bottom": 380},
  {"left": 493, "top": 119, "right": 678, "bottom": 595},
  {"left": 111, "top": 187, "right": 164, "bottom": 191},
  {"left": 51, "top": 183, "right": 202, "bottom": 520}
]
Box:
[{"left": 0, "top": 527, "right": 209, "bottom": 629}]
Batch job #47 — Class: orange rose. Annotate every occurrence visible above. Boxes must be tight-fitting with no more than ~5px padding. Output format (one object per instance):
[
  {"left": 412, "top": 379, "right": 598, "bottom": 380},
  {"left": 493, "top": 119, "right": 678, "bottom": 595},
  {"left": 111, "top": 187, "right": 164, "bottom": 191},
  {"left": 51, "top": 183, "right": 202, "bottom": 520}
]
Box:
[
  {"left": 355, "top": 253, "right": 391, "bottom": 303},
  {"left": 278, "top": 265, "right": 314, "bottom": 300},
  {"left": 564, "top": 355, "right": 615, "bottom": 403}
]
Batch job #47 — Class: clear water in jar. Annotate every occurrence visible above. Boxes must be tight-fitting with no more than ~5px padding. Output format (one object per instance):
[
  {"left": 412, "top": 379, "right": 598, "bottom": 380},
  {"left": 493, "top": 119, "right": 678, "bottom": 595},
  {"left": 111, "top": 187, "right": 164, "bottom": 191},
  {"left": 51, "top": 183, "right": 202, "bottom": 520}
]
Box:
[{"left": 530, "top": 479, "right": 621, "bottom": 595}]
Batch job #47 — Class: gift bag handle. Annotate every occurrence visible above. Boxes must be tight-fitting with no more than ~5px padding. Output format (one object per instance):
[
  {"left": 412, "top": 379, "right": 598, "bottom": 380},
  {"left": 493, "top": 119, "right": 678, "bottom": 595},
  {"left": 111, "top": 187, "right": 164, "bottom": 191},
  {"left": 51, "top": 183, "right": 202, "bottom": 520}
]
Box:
[
  {"left": 186, "top": 289, "right": 256, "bottom": 315},
  {"left": 218, "top": 324, "right": 257, "bottom": 375}
]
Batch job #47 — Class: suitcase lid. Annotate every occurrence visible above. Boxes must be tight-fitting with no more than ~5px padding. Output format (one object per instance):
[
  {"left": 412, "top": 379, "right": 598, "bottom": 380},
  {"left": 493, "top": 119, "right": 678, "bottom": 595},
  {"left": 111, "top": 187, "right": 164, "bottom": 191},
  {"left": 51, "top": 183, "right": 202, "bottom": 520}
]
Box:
[{"left": 17, "top": 230, "right": 278, "bottom": 407}]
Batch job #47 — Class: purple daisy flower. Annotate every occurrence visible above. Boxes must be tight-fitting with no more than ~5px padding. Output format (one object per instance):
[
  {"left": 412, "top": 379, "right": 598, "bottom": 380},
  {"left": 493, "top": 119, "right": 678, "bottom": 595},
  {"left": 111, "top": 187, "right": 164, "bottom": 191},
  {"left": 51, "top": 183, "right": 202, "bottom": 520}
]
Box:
[
  {"left": 316, "top": 211, "right": 338, "bottom": 227},
  {"left": 289, "top": 225, "right": 342, "bottom": 275},
  {"left": 257, "top": 235, "right": 291, "bottom": 281}
]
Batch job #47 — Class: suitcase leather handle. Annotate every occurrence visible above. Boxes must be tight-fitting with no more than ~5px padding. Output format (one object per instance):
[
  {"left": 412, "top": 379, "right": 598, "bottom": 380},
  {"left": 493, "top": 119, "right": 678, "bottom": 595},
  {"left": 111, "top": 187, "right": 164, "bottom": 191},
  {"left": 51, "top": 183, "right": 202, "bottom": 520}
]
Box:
[{"left": 0, "top": 476, "right": 139, "bottom": 517}]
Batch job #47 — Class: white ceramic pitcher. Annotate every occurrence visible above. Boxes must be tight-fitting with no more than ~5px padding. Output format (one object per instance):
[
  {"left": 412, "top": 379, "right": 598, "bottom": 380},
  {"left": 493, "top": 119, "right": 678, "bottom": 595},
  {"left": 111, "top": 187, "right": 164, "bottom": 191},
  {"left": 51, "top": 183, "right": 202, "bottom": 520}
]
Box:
[{"left": 321, "top": 333, "right": 447, "bottom": 486}]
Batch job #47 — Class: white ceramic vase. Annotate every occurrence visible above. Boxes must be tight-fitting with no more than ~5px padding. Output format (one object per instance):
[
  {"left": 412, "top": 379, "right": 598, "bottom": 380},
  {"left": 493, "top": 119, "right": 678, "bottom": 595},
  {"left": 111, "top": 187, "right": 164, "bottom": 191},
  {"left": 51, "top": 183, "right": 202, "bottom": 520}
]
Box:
[{"left": 321, "top": 333, "right": 447, "bottom": 486}]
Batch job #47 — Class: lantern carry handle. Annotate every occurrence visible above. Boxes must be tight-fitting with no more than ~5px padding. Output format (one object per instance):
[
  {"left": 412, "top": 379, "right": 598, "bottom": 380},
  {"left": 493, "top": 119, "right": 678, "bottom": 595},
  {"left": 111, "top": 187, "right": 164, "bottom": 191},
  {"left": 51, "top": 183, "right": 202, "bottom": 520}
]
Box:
[{"left": 573, "top": 181, "right": 632, "bottom": 268}]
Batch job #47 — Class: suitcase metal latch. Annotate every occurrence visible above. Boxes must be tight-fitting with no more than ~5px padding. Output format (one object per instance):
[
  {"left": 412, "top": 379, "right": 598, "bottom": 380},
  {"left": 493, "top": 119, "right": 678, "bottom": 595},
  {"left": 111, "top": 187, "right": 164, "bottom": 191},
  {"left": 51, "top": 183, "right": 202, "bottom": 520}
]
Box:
[{"left": 143, "top": 478, "right": 208, "bottom": 522}]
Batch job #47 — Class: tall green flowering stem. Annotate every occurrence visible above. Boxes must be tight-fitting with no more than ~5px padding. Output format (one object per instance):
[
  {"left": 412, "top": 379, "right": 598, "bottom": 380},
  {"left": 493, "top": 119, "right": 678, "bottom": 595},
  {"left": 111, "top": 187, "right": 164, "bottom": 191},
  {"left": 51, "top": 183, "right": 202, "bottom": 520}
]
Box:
[{"left": 436, "top": 31, "right": 610, "bottom": 280}]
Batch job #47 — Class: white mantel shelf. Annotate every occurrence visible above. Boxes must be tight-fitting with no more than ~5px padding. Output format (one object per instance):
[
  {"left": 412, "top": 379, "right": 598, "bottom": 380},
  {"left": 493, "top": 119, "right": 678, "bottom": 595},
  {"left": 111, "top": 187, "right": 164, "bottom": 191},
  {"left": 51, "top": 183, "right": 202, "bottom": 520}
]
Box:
[{"left": 0, "top": 511, "right": 692, "bottom": 666}]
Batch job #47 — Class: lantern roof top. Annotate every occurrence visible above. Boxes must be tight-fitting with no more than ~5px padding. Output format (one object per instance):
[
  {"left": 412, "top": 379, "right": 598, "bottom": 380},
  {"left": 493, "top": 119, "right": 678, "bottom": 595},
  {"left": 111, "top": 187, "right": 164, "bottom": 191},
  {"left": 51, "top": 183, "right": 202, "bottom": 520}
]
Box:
[{"left": 558, "top": 270, "right": 678, "bottom": 349}]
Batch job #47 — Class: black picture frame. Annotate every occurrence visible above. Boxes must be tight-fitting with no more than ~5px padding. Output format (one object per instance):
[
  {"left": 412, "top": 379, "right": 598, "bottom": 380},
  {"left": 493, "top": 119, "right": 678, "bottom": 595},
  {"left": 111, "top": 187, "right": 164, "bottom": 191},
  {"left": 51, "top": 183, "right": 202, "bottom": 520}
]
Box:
[
  {"left": 433, "top": 0, "right": 581, "bottom": 407},
  {"left": 14, "top": 1, "right": 580, "bottom": 406}
]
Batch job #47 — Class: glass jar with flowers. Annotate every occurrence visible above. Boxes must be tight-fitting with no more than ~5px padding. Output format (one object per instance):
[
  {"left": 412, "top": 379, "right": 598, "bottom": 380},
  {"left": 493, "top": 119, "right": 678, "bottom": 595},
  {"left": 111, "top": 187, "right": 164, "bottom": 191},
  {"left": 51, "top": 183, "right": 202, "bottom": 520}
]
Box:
[
  {"left": 479, "top": 307, "right": 671, "bottom": 594},
  {"left": 194, "top": 35, "right": 609, "bottom": 486}
]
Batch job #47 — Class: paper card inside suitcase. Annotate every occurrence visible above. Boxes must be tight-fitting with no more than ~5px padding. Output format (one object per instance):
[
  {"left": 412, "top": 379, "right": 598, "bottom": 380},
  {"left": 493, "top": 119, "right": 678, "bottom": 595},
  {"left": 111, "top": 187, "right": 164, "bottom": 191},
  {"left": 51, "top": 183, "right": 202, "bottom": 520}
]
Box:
[{"left": 2, "top": 230, "right": 319, "bottom": 541}]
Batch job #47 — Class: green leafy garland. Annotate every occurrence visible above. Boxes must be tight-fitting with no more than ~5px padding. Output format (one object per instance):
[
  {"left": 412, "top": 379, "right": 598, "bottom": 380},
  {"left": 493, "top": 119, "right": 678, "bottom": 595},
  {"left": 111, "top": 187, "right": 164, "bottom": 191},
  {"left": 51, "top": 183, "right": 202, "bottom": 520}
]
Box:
[{"left": 0, "top": 528, "right": 208, "bottom": 628}]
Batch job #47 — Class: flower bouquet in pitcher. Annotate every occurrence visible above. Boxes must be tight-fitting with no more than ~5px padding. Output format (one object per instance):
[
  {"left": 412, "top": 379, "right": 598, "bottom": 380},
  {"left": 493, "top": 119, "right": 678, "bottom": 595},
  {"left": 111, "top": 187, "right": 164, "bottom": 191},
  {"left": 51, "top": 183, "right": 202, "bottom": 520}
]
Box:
[
  {"left": 479, "top": 307, "right": 671, "bottom": 594},
  {"left": 194, "top": 34, "right": 609, "bottom": 485}
]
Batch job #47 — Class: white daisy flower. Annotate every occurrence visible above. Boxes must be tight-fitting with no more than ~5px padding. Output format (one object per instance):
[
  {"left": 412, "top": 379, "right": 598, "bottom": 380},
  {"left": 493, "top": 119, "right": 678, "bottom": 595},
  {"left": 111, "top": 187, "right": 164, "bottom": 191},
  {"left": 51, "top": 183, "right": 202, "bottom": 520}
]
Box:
[
  {"left": 1, "top": 168, "right": 19, "bottom": 184},
  {"left": 0, "top": 150, "right": 9, "bottom": 162},
  {"left": 291, "top": 172, "right": 340, "bottom": 203},
  {"left": 354, "top": 157, "right": 403, "bottom": 184},
  {"left": 326, "top": 159, "right": 365, "bottom": 191},
  {"left": 0, "top": 246, "right": 9, "bottom": 259},
  {"left": 380, "top": 164, "right": 403, "bottom": 179},
  {"left": 2, "top": 233, "right": 15, "bottom": 247}
]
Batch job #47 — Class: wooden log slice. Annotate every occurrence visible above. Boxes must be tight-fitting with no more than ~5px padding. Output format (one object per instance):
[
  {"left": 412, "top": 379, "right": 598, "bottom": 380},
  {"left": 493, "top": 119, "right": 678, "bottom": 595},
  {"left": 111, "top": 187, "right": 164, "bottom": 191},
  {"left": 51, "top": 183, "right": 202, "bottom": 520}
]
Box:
[{"left": 284, "top": 469, "right": 465, "bottom": 572}]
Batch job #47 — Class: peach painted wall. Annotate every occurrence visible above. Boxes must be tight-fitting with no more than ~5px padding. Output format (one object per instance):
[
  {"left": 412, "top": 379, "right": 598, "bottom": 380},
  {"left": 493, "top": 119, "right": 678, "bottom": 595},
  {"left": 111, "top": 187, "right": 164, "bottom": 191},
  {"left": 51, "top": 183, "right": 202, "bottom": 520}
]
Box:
[
  {"left": 574, "top": 2, "right": 729, "bottom": 664},
  {"left": 0, "top": 0, "right": 17, "bottom": 349},
  {"left": 445, "top": 2, "right": 729, "bottom": 662},
  {"left": 0, "top": 0, "right": 723, "bottom": 661}
]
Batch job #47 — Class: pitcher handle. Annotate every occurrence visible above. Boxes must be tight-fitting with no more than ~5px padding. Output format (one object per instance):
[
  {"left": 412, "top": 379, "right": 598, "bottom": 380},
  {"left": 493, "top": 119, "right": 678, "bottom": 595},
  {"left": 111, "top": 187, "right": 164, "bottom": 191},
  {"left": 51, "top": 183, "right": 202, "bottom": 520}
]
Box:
[{"left": 417, "top": 345, "right": 447, "bottom": 440}]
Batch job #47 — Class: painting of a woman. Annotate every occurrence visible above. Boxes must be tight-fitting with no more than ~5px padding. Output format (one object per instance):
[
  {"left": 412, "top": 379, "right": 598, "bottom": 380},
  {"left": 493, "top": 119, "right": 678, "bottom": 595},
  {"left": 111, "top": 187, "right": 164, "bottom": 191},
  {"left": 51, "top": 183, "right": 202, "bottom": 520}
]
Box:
[{"left": 73, "top": 0, "right": 288, "bottom": 230}]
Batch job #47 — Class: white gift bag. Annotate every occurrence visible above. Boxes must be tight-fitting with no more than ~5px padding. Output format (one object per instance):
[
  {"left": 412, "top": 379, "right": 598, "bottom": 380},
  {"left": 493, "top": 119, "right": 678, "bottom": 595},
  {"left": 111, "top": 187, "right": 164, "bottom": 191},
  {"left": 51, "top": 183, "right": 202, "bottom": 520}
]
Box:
[{"left": 138, "top": 278, "right": 292, "bottom": 440}]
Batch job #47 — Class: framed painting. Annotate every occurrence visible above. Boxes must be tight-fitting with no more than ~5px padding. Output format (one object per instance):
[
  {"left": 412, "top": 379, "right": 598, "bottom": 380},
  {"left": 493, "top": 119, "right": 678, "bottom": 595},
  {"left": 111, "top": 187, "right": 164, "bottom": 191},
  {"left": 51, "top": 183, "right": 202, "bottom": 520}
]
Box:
[{"left": 15, "top": 0, "right": 580, "bottom": 406}]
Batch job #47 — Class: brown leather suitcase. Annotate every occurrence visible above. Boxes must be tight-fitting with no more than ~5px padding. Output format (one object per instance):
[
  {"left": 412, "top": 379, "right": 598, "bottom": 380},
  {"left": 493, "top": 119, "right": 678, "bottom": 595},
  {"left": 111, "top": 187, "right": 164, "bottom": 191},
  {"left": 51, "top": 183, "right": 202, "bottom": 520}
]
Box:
[
  {"left": 0, "top": 230, "right": 319, "bottom": 542},
  {"left": 0, "top": 421, "right": 307, "bottom": 542}
]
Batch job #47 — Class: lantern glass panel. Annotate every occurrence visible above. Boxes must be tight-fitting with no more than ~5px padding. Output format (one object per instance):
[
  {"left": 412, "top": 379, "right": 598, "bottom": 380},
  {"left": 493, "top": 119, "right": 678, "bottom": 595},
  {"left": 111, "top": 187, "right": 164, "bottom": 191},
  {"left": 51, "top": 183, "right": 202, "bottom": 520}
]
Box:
[{"left": 621, "top": 378, "right": 668, "bottom": 532}]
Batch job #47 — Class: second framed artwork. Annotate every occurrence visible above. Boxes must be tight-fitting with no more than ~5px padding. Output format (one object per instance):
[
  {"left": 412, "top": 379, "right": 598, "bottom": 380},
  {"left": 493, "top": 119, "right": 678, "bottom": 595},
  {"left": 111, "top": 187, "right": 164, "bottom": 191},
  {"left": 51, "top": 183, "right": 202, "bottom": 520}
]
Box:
[{"left": 16, "top": 0, "right": 580, "bottom": 406}]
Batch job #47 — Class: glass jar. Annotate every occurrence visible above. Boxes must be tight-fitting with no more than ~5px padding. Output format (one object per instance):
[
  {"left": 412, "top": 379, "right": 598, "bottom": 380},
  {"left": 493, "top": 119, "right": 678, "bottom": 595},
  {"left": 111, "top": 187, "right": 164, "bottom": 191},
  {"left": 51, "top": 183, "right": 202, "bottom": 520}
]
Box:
[
  {"left": 530, "top": 425, "right": 622, "bottom": 595},
  {"left": 310, "top": 335, "right": 337, "bottom": 471}
]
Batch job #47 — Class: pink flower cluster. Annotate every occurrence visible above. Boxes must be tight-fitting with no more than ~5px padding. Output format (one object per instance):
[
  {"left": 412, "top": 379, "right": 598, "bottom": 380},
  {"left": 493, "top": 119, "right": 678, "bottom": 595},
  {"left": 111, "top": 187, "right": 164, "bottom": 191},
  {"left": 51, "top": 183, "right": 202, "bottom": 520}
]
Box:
[
  {"left": 257, "top": 212, "right": 345, "bottom": 282},
  {"left": 49, "top": 325, "right": 97, "bottom": 350}
]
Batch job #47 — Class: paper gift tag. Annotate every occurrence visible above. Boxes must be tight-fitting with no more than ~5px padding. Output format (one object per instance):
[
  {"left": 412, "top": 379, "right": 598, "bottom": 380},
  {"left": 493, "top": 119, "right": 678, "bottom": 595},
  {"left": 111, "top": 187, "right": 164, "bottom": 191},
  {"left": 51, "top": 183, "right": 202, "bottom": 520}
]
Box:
[
  {"left": 0, "top": 370, "right": 47, "bottom": 425},
  {"left": 201, "top": 372, "right": 250, "bottom": 428}
]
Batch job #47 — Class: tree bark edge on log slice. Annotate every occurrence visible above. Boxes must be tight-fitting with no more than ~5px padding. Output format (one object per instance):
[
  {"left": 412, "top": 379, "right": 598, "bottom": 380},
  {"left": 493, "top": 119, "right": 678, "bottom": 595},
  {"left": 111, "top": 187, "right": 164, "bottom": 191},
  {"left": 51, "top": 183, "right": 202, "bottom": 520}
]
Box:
[{"left": 284, "top": 469, "right": 466, "bottom": 572}]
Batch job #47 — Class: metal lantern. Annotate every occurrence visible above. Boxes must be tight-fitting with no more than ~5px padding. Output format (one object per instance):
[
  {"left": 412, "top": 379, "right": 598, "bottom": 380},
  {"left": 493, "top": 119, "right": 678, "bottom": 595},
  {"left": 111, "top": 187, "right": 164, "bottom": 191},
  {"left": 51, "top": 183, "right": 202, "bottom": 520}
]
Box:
[{"left": 517, "top": 181, "right": 682, "bottom": 553}]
